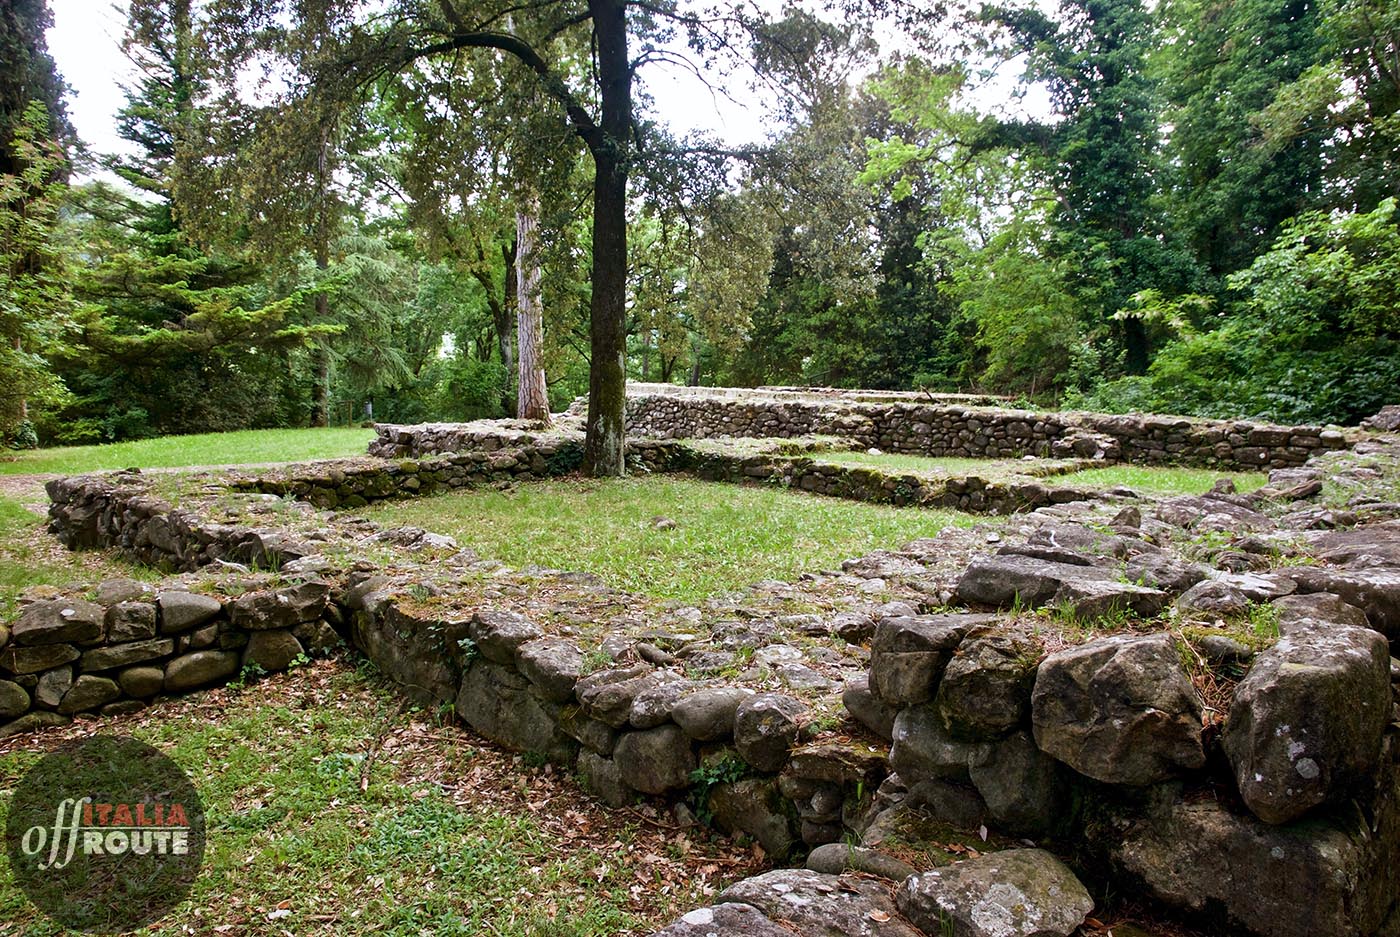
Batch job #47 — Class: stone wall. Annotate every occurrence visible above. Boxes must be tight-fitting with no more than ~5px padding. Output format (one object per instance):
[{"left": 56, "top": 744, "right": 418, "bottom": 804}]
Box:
[
  {"left": 838, "top": 555, "right": 1400, "bottom": 937},
  {"left": 345, "top": 582, "right": 885, "bottom": 857},
  {"left": 0, "top": 571, "right": 342, "bottom": 735},
  {"left": 620, "top": 387, "right": 1356, "bottom": 469}
]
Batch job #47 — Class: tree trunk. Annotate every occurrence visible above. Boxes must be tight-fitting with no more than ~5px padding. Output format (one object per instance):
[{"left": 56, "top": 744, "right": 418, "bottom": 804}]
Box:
[
  {"left": 498, "top": 237, "right": 518, "bottom": 416},
  {"left": 14, "top": 336, "right": 26, "bottom": 423},
  {"left": 515, "top": 198, "right": 551, "bottom": 424},
  {"left": 581, "top": 0, "right": 631, "bottom": 477},
  {"left": 311, "top": 292, "right": 330, "bottom": 428}
]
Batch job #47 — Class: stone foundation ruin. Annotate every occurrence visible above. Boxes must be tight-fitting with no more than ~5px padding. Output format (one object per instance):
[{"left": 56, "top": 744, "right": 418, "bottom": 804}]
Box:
[{"left": 7, "top": 384, "right": 1400, "bottom": 937}]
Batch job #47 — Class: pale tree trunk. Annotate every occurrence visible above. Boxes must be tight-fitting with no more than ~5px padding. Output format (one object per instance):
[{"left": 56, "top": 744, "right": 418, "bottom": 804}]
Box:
[{"left": 515, "top": 198, "right": 550, "bottom": 424}]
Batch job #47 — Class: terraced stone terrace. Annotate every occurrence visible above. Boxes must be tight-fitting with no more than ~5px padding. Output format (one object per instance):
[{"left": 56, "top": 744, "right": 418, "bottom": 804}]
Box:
[{"left": 7, "top": 388, "right": 1400, "bottom": 937}]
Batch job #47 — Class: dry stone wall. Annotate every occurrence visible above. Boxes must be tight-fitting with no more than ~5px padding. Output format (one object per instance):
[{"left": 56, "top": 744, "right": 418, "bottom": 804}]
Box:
[
  {"left": 0, "top": 571, "right": 342, "bottom": 736},
  {"left": 620, "top": 387, "right": 1356, "bottom": 469}
]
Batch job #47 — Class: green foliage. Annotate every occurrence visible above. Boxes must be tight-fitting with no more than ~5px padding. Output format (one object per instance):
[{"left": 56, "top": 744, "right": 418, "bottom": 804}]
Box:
[
  {"left": 0, "top": 101, "right": 73, "bottom": 438},
  {"left": 688, "top": 754, "right": 748, "bottom": 823},
  {"left": 1078, "top": 200, "right": 1400, "bottom": 423}
]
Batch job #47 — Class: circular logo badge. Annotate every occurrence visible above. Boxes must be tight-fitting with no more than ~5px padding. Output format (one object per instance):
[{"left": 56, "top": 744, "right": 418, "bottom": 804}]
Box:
[{"left": 5, "top": 736, "right": 205, "bottom": 933}]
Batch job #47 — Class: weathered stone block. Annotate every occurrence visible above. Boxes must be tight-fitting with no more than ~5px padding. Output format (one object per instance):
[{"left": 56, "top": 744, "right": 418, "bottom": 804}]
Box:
[{"left": 1032, "top": 633, "right": 1204, "bottom": 786}]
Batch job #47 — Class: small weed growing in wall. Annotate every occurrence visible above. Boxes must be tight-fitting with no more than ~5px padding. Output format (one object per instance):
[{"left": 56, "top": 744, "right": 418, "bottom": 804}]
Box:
[{"left": 688, "top": 755, "right": 749, "bottom": 824}]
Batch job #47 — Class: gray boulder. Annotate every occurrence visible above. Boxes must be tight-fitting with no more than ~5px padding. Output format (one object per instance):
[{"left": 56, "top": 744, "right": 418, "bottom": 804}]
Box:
[
  {"left": 955, "top": 555, "right": 1108, "bottom": 609},
  {"left": 468, "top": 609, "right": 542, "bottom": 665},
  {"left": 229, "top": 581, "right": 329, "bottom": 630},
  {"left": 1156, "top": 495, "right": 1274, "bottom": 532},
  {"left": 34, "top": 666, "right": 72, "bottom": 709},
  {"left": 805, "top": 843, "right": 916, "bottom": 881},
  {"left": 0, "top": 679, "right": 30, "bottom": 718},
  {"left": 897, "top": 848, "right": 1093, "bottom": 937},
  {"left": 1271, "top": 592, "right": 1370, "bottom": 632},
  {"left": 57, "top": 675, "right": 121, "bottom": 714},
  {"left": 869, "top": 613, "right": 992, "bottom": 704},
  {"left": 576, "top": 664, "right": 661, "bottom": 728},
  {"left": 558, "top": 705, "right": 619, "bottom": 755},
  {"left": 841, "top": 675, "right": 897, "bottom": 740},
  {"left": 890, "top": 702, "right": 990, "bottom": 783},
  {"left": 577, "top": 751, "right": 631, "bottom": 807},
  {"left": 1032, "top": 633, "right": 1204, "bottom": 785},
  {"left": 455, "top": 660, "right": 577, "bottom": 764},
  {"left": 708, "top": 778, "right": 798, "bottom": 859},
  {"left": 935, "top": 626, "right": 1041, "bottom": 740},
  {"left": 515, "top": 637, "right": 584, "bottom": 702},
  {"left": 671, "top": 686, "right": 752, "bottom": 741},
  {"left": 95, "top": 579, "right": 154, "bottom": 606},
  {"left": 613, "top": 724, "right": 695, "bottom": 794},
  {"left": 12, "top": 599, "right": 104, "bottom": 646},
  {"left": 1111, "top": 794, "right": 1398, "bottom": 937},
  {"left": 351, "top": 600, "right": 469, "bottom": 706},
  {"left": 157, "top": 591, "right": 223, "bottom": 634},
  {"left": 0, "top": 711, "right": 70, "bottom": 736},
  {"left": 1223, "top": 623, "right": 1390, "bottom": 824},
  {"left": 733, "top": 693, "right": 807, "bottom": 772},
  {"left": 1125, "top": 553, "right": 1209, "bottom": 594},
  {"left": 164, "top": 650, "right": 240, "bottom": 692},
  {"left": 0, "top": 643, "right": 79, "bottom": 674},
  {"left": 1287, "top": 566, "right": 1400, "bottom": 638},
  {"left": 106, "top": 601, "right": 157, "bottom": 641},
  {"left": 118, "top": 666, "right": 164, "bottom": 698},
  {"left": 1175, "top": 579, "right": 1250, "bottom": 617},
  {"left": 629, "top": 676, "right": 694, "bottom": 728},
  {"left": 1052, "top": 578, "right": 1169, "bottom": 620},
  {"left": 969, "top": 731, "right": 1069, "bottom": 838},
  {"left": 242, "top": 630, "right": 305, "bottom": 672},
  {"left": 721, "top": 869, "right": 921, "bottom": 937},
  {"left": 80, "top": 638, "right": 174, "bottom": 672},
  {"left": 648, "top": 903, "right": 791, "bottom": 937}
]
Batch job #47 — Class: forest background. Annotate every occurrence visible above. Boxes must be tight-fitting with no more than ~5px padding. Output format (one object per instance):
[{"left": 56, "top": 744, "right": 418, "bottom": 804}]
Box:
[{"left": 2, "top": 0, "right": 1397, "bottom": 452}]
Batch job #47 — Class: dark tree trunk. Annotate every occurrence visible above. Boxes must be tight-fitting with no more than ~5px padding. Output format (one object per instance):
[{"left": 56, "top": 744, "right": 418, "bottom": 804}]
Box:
[
  {"left": 498, "top": 237, "right": 518, "bottom": 416},
  {"left": 580, "top": 0, "right": 631, "bottom": 477}
]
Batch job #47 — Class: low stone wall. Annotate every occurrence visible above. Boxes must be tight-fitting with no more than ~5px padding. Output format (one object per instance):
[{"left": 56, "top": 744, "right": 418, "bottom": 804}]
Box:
[
  {"left": 836, "top": 555, "right": 1400, "bottom": 937},
  {"left": 0, "top": 572, "right": 342, "bottom": 735},
  {"left": 345, "top": 582, "right": 885, "bottom": 857},
  {"left": 45, "top": 441, "right": 589, "bottom": 571},
  {"left": 621, "top": 388, "right": 1356, "bottom": 469},
  {"left": 676, "top": 449, "right": 1106, "bottom": 513}
]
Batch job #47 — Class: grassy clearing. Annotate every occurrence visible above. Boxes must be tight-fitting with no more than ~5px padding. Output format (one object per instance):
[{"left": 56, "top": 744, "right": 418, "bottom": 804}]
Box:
[
  {"left": 1054, "top": 464, "right": 1267, "bottom": 496},
  {"left": 0, "top": 660, "right": 758, "bottom": 935},
  {"left": 362, "top": 476, "right": 982, "bottom": 602},
  {"left": 0, "top": 497, "right": 158, "bottom": 623},
  {"left": 0, "top": 427, "right": 375, "bottom": 476}
]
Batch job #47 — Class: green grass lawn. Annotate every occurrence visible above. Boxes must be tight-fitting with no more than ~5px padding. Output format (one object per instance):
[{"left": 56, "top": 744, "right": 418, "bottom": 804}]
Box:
[
  {"left": 361, "top": 476, "right": 981, "bottom": 602},
  {"left": 807, "top": 451, "right": 1023, "bottom": 476},
  {"left": 0, "top": 498, "right": 159, "bottom": 623},
  {"left": 0, "top": 661, "right": 755, "bottom": 936},
  {"left": 0, "top": 427, "right": 375, "bottom": 476},
  {"left": 1055, "top": 464, "right": 1267, "bottom": 496}
]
